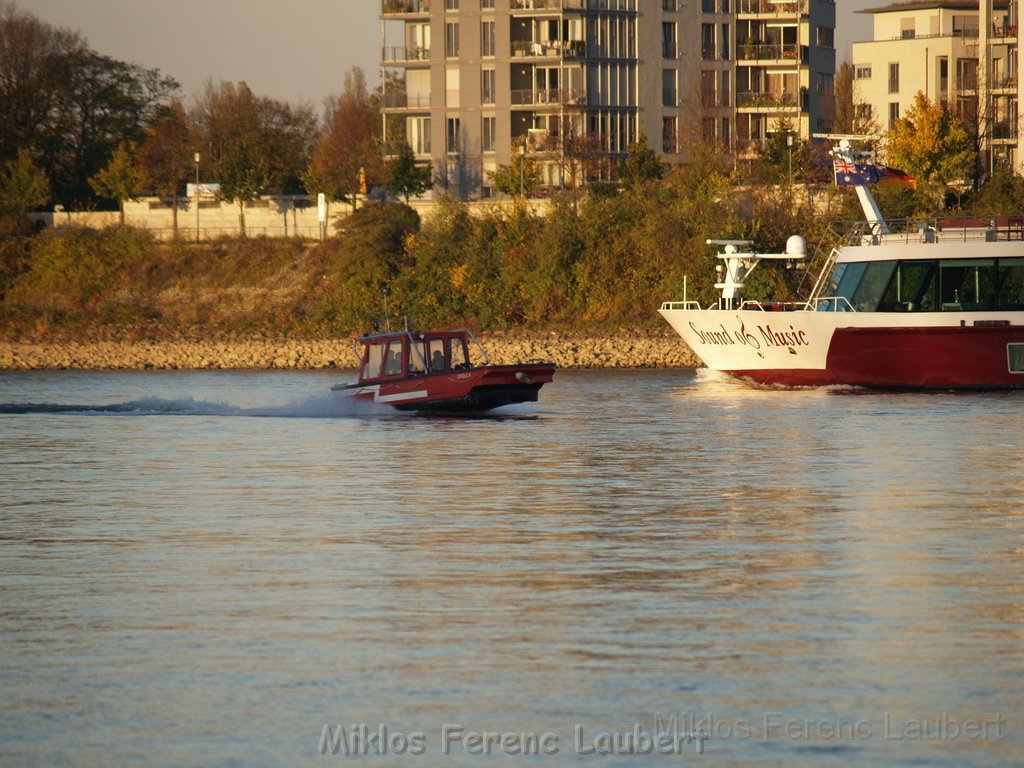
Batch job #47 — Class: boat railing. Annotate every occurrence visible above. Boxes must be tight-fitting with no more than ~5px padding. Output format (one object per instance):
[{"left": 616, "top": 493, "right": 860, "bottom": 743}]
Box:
[
  {"left": 808, "top": 296, "right": 856, "bottom": 312},
  {"left": 830, "top": 215, "right": 1024, "bottom": 245},
  {"left": 660, "top": 300, "right": 705, "bottom": 311}
]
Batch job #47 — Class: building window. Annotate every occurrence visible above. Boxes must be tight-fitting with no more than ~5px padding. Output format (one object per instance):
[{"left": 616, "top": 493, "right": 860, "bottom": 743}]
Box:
[
  {"left": 663, "top": 116, "right": 677, "bottom": 153},
  {"left": 662, "top": 0, "right": 677, "bottom": 9},
  {"left": 662, "top": 22, "right": 676, "bottom": 58},
  {"left": 720, "top": 69, "right": 730, "bottom": 107},
  {"left": 701, "top": 24, "right": 715, "bottom": 60},
  {"left": 481, "top": 0, "right": 494, "bottom": 8},
  {"left": 411, "top": 117, "right": 431, "bottom": 155},
  {"left": 721, "top": 117, "right": 730, "bottom": 144},
  {"left": 701, "top": 0, "right": 713, "bottom": 11},
  {"left": 817, "top": 73, "right": 834, "bottom": 94},
  {"left": 445, "top": 0, "right": 459, "bottom": 9},
  {"left": 855, "top": 64, "right": 871, "bottom": 79},
  {"left": 720, "top": 23, "right": 729, "bottom": 60},
  {"left": 662, "top": 69, "right": 677, "bottom": 106},
  {"left": 447, "top": 117, "right": 460, "bottom": 153},
  {"left": 855, "top": 104, "right": 873, "bottom": 120},
  {"left": 481, "top": 68, "right": 495, "bottom": 104},
  {"left": 817, "top": 26, "right": 834, "bottom": 49},
  {"left": 482, "top": 116, "right": 496, "bottom": 152},
  {"left": 446, "top": 22, "right": 460, "bottom": 57},
  {"left": 889, "top": 102, "right": 900, "bottom": 129},
  {"left": 481, "top": 21, "right": 495, "bottom": 57},
  {"left": 888, "top": 62, "right": 899, "bottom": 94},
  {"left": 901, "top": 18, "right": 915, "bottom": 39},
  {"left": 939, "top": 57, "right": 948, "bottom": 93}
]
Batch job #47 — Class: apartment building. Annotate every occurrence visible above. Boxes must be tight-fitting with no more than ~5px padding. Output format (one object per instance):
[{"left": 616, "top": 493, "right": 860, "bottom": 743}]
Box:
[
  {"left": 852, "top": 0, "right": 1021, "bottom": 173},
  {"left": 380, "top": 0, "right": 836, "bottom": 199}
]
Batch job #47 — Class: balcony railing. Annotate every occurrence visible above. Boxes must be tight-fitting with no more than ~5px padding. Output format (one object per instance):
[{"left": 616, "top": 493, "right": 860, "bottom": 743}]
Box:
[
  {"left": 382, "top": 140, "right": 432, "bottom": 157},
  {"left": 381, "top": 93, "right": 432, "bottom": 109},
  {"left": 736, "top": 0, "right": 808, "bottom": 15},
  {"left": 382, "top": 0, "right": 430, "bottom": 14},
  {"left": 510, "top": 88, "right": 586, "bottom": 106},
  {"left": 736, "top": 91, "right": 798, "bottom": 109},
  {"left": 382, "top": 46, "right": 431, "bottom": 63},
  {"left": 992, "top": 121, "right": 1017, "bottom": 140},
  {"left": 738, "top": 43, "right": 801, "bottom": 61},
  {"left": 511, "top": 39, "right": 586, "bottom": 58},
  {"left": 992, "top": 23, "right": 1018, "bottom": 38},
  {"left": 512, "top": 0, "right": 587, "bottom": 11},
  {"left": 957, "top": 74, "right": 979, "bottom": 91}
]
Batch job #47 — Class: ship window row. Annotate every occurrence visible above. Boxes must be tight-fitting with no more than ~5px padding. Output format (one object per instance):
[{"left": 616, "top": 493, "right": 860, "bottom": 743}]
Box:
[
  {"left": 826, "top": 258, "right": 1024, "bottom": 312},
  {"left": 362, "top": 337, "right": 471, "bottom": 380}
]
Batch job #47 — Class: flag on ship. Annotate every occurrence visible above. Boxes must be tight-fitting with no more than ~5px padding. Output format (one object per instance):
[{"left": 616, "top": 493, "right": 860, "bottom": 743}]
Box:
[
  {"left": 833, "top": 161, "right": 880, "bottom": 186},
  {"left": 877, "top": 166, "right": 917, "bottom": 190}
]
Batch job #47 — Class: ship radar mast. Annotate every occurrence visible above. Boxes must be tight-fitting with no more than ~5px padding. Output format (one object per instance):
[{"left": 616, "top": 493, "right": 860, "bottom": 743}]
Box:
[{"left": 828, "top": 138, "right": 890, "bottom": 235}]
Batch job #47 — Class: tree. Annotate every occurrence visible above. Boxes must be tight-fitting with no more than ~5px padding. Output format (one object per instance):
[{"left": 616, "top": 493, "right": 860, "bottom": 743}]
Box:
[
  {"left": 191, "top": 80, "right": 315, "bottom": 235},
  {"left": 834, "top": 62, "right": 855, "bottom": 135},
  {"left": 385, "top": 142, "right": 432, "bottom": 203},
  {"left": 0, "top": 4, "right": 178, "bottom": 207},
  {"left": 136, "top": 100, "right": 193, "bottom": 235},
  {"left": 618, "top": 135, "right": 663, "bottom": 188},
  {"left": 89, "top": 141, "right": 141, "bottom": 225},
  {"left": 488, "top": 142, "right": 541, "bottom": 198},
  {"left": 886, "top": 92, "right": 975, "bottom": 188},
  {"left": 0, "top": 148, "right": 50, "bottom": 214},
  {"left": 759, "top": 117, "right": 812, "bottom": 183},
  {"left": 305, "top": 67, "right": 382, "bottom": 213}
]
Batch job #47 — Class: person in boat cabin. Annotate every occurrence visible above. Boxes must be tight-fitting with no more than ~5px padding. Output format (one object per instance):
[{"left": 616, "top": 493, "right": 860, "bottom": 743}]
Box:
[{"left": 431, "top": 349, "right": 445, "bottom": 372}]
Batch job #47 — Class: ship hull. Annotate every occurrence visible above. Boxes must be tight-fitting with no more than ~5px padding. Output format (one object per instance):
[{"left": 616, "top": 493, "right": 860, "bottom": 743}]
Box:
[{"left": 659, "top": 308, "right": 1024, "bottom": 389}]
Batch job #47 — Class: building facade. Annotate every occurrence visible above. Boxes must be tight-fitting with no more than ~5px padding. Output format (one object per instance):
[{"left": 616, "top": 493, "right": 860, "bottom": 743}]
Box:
[
  {"left": 380, "top": 0, "right": 836, "bottom": 199},
  {"left": 852, "top": 0, "right": 1021, "bottom": 174}
]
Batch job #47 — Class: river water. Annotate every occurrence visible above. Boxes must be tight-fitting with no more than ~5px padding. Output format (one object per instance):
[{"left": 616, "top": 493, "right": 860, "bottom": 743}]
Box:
[{"left": 0, "top": 369, "right": 1021, "bottom": 768}]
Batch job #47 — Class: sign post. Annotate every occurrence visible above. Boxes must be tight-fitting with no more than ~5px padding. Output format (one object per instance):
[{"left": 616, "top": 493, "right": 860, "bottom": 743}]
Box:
[{"left": 317, "top": 193, "right": 327, "bottom": 241}]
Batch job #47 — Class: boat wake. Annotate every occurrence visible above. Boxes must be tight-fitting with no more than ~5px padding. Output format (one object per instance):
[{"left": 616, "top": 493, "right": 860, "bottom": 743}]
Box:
[{"left": 0, "top": 394, "right": 391, "bottom": 418}]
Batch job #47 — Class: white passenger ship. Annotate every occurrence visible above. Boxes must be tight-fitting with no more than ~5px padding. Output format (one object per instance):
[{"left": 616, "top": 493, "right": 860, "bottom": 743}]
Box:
[{"left": 659, "top": 141, "right": 1024, "bottom": 389}]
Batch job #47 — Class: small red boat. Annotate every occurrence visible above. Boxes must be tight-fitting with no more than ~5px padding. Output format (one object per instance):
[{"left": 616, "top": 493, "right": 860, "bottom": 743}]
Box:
[{"left": 332, "top": 327, "right": 555, "bottom": 413}]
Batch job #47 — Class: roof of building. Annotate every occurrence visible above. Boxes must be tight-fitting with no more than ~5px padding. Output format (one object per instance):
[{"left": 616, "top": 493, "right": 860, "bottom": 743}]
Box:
[{"left": 859, "top": 0, "right": 1006, "bottom": 13}]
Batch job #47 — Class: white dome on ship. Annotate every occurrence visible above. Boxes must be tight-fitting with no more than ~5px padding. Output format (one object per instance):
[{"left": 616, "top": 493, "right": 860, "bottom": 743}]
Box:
[{"left": 786, "top": 235, "right": 807, "bottom": 258}]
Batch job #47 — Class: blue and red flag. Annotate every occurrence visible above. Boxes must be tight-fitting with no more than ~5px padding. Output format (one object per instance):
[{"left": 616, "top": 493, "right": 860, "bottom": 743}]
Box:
[{"left": 833, "top": 160, "right": 880, "bottom": 186}]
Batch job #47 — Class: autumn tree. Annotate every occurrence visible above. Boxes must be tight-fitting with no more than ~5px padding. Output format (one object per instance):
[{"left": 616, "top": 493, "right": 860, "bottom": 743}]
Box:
[
  {"left": 618, "top": 135, "right": 664, "bottom": 188},
  {"left": 89, "top": 141, "right": 141, "bottom": 225},
  {"left": 759, "top": 117, "right": 813, "bottom": 183},
  {"left": 834, "top": 62, "right": 855, "bottom": 135},
  {"left": 0, "top": 148, "right": 50, "bottom": 215},
  {"left": 488, "top": 141, "right": 541, "bottom": 198},
  {"left": 385, "top": 142, "right": 432, "bottom": 203},
  {"left": 136, "top": 100, "right": 193, "bottom": 235},
  {"left": 305, "top": 67, "right": 382, "bottom": 214},
  {"left": 191, "top": 80, "right": 315, "bottom": 235},
  {"left": 886, "top": 92, "right": 974, "bottom": 188}
]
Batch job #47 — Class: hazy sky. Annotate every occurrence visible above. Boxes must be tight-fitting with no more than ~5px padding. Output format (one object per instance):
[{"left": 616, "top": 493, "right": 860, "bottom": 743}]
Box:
[{"left": 25, "top": 0, "right": 876, "bottom": 111}]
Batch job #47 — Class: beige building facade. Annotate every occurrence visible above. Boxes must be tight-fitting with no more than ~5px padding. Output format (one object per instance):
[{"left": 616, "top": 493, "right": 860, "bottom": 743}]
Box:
[
  {"left": 380, "top": 0, "right": 837, "bottom": 200},
  {"left": 852, "top": 0, "right": 1021, "bottom": 174}
]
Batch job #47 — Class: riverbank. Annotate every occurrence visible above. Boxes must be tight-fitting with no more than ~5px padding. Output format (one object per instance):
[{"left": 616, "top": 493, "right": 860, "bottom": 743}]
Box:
[{"left": 0, "top": 332, "right": 699, "bottom": 370}]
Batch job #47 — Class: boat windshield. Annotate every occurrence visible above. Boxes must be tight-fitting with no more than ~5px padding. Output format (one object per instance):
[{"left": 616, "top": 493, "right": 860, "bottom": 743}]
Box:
[
  {"left": 823, "top": 257, "right": 1024, "bottom": 312},
  {"left": 363, "top": 342, "right": 386, "bottom": 379},
  {"left": 450, "top": 337, "right": 470, "bottom": 368}
]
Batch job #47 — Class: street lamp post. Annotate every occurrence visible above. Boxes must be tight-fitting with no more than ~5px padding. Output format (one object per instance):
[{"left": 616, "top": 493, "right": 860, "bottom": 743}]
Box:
[
  {"left": 787, "top": 134, "right": 794, "bottom": 189},
  {"left": 194, "top": 152, "right": 201, "bottom": 242},
  {"left": 519, "top": 143, "right": 526, "bottom": 198}
]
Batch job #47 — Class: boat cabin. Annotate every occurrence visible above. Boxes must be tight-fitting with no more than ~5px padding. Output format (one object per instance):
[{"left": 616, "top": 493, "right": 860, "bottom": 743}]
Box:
[{"left": 356, "top": 330, "right": 484, "bottom": 383}]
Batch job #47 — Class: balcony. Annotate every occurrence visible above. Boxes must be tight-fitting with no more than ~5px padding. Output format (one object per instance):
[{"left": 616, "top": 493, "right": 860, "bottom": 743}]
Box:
[
  {"left": 992, "top": 23, "right": 1018, "bottom": 39},
  {"left": 736, "top": 0, "right": 808, "bottom": 16},
  {"left": 382, "top": 0, "right": 430, "bottom": 16},
  {"left": 511, "top": 39, "right": 587, "bottom": 58},
  {"left": 511, "top": 0, "right": 587, "bottom": 13},
  {"left": 736, "top": 90, "right": 798, "bottom": 109},
  {"left": 510, "top": 88, "right": 587, "bottom": 107},
  {"left": 957, "top": 73, "right": 979, "bottom": 92},
  {"left": 381, "top": 93, "right": 433, "bottom": 110},
  {"left": 991, "top": 72, "right": 1018, "bottom": 91},
  {"left": 382, "top": 46, "right": 431, "bottom": 64},
  {"left": 738, "top": 43, "right": 803, "bottom": 63},
  {"left": 992, "top": 121, "right": 1018, "bottom": 140}
]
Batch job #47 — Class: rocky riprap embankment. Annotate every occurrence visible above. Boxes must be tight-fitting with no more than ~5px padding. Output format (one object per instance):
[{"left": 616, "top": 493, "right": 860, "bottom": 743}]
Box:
[{"left": 0, "top": 332, "right": 699, "bottom": 371}]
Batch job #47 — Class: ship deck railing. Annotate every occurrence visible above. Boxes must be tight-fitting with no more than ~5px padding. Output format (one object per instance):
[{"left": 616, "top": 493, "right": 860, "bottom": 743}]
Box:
[{"left": 834, "top": 216, "right": 1024, "bottom": 246}]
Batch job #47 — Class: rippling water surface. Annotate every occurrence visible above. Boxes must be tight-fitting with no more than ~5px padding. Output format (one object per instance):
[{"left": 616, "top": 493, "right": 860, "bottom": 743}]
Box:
[{"left": 0, "top": 369, "right": 1021, "bottom": 767}]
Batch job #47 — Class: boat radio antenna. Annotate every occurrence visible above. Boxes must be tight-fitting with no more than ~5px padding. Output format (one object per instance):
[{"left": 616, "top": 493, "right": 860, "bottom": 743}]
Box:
[{"left": 382, "top": 289, "right": 391, "bottom": 332}]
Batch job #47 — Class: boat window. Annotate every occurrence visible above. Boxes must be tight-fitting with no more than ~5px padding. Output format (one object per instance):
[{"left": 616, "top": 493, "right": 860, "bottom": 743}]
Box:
[
  {"left": 940, "top": 259, "right": 996, "bottom": 311},
  {"left": 1009, "top": 344, "right": 1024, "bottom": 373},
  {"left": 428, "top": 339, "right": 446, "bottom": 371},
  {"left": 997, "top": 259, "right": 1024, "bottom": 310},
  {"left": 850, "top": 261, "right": 897, "bottom": 312},
  {"left": 409, "top": 341, "right": 428, "bottom": 374},
  {"left": 831, "top": 262, "right": 864, "bottom": 305},
  {"left": 383, "top": 340, "right": 404, "bottom": 376},
  {"left": 878, "top": 261, "right": 937, "bottom": 311},
  {"left": 363, "top": 342, "right": 386, "bottom": 379},
  {"left": 450, "top": 337, "right": 469, "bottom": 368}
]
